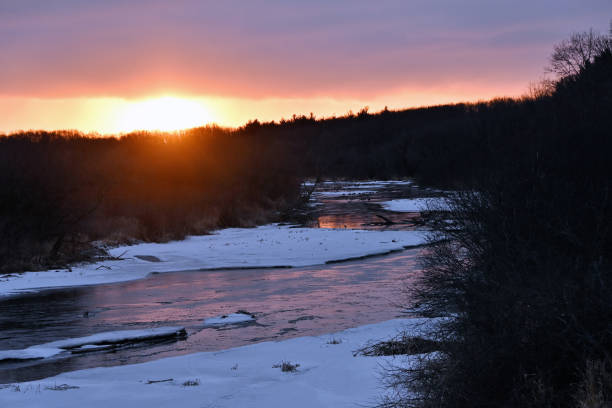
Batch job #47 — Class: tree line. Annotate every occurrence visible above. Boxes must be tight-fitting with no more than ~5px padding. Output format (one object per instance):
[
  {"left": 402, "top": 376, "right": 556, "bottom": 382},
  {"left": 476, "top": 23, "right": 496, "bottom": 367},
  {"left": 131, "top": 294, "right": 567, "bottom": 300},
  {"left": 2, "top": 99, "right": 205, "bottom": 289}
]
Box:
[{"left": 383, "top": 29, "right": 612, "bottom": 408}]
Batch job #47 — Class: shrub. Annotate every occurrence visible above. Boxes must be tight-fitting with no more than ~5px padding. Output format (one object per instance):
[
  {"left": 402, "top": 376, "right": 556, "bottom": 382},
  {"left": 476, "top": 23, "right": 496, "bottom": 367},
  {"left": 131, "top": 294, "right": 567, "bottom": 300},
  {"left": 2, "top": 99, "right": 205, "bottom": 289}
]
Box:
[
  {"left": 355, "top": 335, "right": 438, "bottom": 357},
  {"left": 389, "top": 44, "right": 612, "bottom": 408},
  {"left": 273, "top": 361, "right": 300, "bottom": 372}
]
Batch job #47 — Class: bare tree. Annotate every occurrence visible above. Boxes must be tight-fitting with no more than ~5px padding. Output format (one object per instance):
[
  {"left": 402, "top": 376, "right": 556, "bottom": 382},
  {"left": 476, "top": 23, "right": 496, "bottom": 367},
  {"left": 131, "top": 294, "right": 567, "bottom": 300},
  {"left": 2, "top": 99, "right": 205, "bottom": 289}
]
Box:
[{"left": 547, "top": 29, "right": 610, "bottom": 77}]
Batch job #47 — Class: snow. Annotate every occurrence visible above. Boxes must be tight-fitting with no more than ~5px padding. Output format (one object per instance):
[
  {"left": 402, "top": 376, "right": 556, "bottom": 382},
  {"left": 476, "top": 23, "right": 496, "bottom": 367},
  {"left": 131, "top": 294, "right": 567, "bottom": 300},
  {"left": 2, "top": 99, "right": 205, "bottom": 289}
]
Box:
[
  {"left": 0, "top": 327, "right": 186, "bottom": 362},
  {"left": 0, "top": 224, "right": 427, "bottom": 297},
  {"left": 0, "top": 346, "right": 60, "bottom": 361},
  {"left": 321, "top": 180, "right": 412, "bottom": 187},
  {"left": 314, "top": 190, "right": 377, "bottom": 197},
  {"left": 303, "top": 180, "right": 412, "bottom": 191},
  {"left": 73, "top": 344, "right": 112, "bottom": 352},
  {"left": 0, "top": 318, "right": 435, "bottom": 408},
  {"left": 381, "top": 197, "right": 450, "bottom": 212},
  {"left": 203, "top": 312, "right": 255, "bottom": 327}
]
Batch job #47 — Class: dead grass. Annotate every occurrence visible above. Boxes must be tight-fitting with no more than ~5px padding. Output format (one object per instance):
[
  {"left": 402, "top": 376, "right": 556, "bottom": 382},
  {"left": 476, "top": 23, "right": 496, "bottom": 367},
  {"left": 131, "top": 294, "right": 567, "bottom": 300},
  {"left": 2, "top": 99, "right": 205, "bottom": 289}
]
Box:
[
  {"left": 45, "top": 384, "right": 80, "bottom": 391},
  {"left": 354, "top": 335, "right": 439, "bottom": 357},
  {"left": 273, "top": 361, "right": 300, "bottom": 372},
  {"left": 574, "top": 360, "right": 612, "bottom": 408},
  {"left": 145, "top": 378, "right": 173, "bottom": 384}
]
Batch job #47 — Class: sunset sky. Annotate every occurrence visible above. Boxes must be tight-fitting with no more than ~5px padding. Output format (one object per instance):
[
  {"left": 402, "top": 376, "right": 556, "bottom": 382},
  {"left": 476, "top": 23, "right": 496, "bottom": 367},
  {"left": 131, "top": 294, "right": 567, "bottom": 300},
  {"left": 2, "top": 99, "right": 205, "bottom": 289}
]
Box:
[{"left": 2, "top": 1, "right": 611, "bottom": 134}]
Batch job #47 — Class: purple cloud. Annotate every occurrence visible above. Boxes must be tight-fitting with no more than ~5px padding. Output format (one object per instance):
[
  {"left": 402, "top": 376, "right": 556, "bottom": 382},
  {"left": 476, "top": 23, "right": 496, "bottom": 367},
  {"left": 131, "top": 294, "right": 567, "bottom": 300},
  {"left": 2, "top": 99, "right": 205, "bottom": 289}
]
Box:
[{"left": 1, "top": 0, "right": 610, "bottom": 99}]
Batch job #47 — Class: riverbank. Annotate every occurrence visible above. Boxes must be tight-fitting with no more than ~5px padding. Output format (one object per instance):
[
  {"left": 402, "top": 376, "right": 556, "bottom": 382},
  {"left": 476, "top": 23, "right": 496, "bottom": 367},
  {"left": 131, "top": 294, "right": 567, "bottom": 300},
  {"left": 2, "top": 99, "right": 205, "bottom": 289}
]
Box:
[
  {"left": 0, "top": 318, "right": 435, "bottom": 408},
  {"left": 0, "top": 225, "right": 427, "bottom": 298}
]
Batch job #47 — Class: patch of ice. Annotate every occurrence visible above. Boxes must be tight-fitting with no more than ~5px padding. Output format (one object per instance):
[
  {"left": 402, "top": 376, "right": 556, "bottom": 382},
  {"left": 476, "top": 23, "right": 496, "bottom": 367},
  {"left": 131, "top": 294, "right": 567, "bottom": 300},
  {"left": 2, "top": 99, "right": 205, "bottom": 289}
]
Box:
[
  {"left": 0, "top": 327, "right": 186, "bottom": 362},
  {"left": 0, "top": 346, "right": 61, "bottom": 361},
  {"left": 321, "top": 180, "right": 412, "bottom": 187},
  {"left": 315, "top": 190, "right": 377, "bottom": 197},
  {"left": 380, "top": 197, "right": 450, "bottom": 212},
  {"left": 73, "top": 344, "right": 111, "bottom": 351},
  {"left": 203, "top": 312, "right": 255, "bottom": 327}
]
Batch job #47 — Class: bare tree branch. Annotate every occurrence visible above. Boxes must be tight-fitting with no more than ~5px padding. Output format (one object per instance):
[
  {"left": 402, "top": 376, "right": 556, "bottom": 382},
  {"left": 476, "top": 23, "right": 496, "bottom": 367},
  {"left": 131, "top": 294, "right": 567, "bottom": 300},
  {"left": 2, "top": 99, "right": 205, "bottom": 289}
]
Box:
[{"left": 547, "top": 29, "right": 611, "bottom": 78}]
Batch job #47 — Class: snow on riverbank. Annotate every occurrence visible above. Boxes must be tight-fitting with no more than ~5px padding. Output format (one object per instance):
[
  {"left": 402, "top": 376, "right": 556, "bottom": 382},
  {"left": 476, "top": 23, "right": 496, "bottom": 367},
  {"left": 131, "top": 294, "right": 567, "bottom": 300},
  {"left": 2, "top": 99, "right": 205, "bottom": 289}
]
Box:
[
  {"left": 0, "top": 318, "right": 434, "bottom": 408},
  {"left": 0, "top": 327, "right": 186, "bottom": 362},
  {"left": 381, "top": 197, "right": 450, "bottom": 212},
  {"left": 0, "top": 225, "right": 427, "bottom": 297}
]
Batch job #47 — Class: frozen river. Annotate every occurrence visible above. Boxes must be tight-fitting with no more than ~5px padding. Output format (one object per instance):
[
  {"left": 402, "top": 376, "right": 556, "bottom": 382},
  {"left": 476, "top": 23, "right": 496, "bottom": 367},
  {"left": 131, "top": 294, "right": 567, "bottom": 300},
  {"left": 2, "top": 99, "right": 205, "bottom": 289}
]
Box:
[{"left": 0, "top": 180, "right": 437, "bottom": 383}]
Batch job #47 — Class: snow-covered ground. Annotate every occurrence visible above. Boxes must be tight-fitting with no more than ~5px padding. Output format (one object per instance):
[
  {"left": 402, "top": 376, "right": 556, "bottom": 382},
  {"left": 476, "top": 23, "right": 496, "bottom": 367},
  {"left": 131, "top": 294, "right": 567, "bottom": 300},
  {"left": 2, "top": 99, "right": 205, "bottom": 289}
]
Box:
[
  {"left": 380, "top": 197, "right": 450, "bottom": 212},
  {"left": 0, "top": 318, "right": 435, "bottom": 408},
  {"left": 0, "top": 327, "right": 186, "bottom": 362},
  {"left": 0, "top": 225, "right": 427, "bottom": 298}
]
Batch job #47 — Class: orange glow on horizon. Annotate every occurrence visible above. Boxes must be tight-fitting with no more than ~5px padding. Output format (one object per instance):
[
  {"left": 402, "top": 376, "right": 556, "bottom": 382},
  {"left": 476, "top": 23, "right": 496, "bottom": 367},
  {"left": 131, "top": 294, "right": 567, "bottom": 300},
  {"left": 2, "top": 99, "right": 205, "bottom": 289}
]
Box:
[
  {"left": 3, "top": 2, "right": 610, "bottom": 135},
  {"left": 0, "top": 83, "right": 527, "bottom": 135}
]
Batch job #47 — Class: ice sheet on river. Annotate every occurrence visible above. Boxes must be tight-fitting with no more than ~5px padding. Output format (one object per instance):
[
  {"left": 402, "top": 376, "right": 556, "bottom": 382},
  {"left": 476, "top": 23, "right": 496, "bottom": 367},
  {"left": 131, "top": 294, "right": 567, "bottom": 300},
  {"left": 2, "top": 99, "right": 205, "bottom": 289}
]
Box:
[
  {"left": 381, "top": 197, "right": 450, "bottom": 212},
  {"left": 0, "top": 225, "right": 427, "bottom": 297},
  {"left": 303, "top": 179, "right": 413, "bottom": 187},
  {"left": 0, "top": 327, "right": 186, "bottom": 361},
  {"left": 314, "top": 190, "right": 377, "bottom": 197},
  {"left": 203, "top": 312, "right": 255, "bottom": 327}
]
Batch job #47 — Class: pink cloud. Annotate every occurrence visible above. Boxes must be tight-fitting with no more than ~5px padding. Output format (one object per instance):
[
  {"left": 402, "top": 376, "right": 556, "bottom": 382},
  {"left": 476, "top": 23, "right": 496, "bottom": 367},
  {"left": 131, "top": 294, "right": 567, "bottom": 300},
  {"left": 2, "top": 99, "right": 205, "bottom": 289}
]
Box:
[{"left": 1, "top": 1, "right": 610, "bottom": 99}]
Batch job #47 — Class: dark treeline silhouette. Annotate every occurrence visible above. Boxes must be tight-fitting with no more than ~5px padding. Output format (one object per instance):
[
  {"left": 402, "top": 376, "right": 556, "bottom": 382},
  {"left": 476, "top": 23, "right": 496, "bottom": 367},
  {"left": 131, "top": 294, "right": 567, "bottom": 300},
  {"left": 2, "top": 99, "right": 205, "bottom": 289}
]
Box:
[
  {"left": 240, "top": 103, "right": 496, "bottom": 187},
  {"left": 382, "top": 32, "right": 612, "bottom": 407},
  {"left": 1, "top": 57, "right": 606, "bottom": 274},
  {"left": 0, "top": 127, "right": 304, "bottom": 272},
  {"left": 1, "top": 91, "right": 536, "bottom": 272}
]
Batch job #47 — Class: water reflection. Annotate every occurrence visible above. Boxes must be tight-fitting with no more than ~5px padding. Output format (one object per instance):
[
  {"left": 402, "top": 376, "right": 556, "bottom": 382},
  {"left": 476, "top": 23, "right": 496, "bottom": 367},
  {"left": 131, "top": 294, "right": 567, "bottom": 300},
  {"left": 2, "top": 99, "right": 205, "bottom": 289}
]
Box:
[
  {"left": 306, "top": 182, "right": 425, "bottom": 230},
  {"left": 314, "top": 212, "right": 419, "bottom": 230}
]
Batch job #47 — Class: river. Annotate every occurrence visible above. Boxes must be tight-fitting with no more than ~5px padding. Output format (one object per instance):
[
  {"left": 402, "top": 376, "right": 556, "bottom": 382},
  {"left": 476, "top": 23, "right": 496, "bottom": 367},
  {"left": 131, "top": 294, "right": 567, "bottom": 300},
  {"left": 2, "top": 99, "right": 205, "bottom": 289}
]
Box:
[{"left": 0, "top": 180, "right": 432, "bottom": 383}]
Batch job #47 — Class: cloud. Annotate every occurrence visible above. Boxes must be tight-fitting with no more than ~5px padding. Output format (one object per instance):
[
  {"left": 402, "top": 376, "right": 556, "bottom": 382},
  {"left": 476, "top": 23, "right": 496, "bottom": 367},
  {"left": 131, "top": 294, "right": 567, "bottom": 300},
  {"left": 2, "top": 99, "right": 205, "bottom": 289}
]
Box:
[{"left": 1, "top": 0, "right": 610, "bottom": 99}]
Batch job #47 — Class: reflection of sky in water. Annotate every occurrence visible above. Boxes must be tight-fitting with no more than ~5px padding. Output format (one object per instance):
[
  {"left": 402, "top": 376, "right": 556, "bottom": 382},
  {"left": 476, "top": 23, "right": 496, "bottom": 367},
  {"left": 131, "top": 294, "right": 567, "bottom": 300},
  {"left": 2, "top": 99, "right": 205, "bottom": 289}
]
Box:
[
  {"left": 306, "top": 181, "right": 427, "bottom": 231},
  {"left": 315, "top": 213, "right": 419, "bottom": 230},
  {"left": 316, "top": 215, "right": 366, "bottom": 229}
]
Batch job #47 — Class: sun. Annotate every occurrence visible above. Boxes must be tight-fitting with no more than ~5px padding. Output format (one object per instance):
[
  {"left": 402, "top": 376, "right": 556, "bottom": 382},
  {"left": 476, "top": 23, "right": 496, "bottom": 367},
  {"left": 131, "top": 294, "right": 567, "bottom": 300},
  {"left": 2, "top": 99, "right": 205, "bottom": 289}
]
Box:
[{"left": 116, "top": 96, "right": 213, "bottom": 132}]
